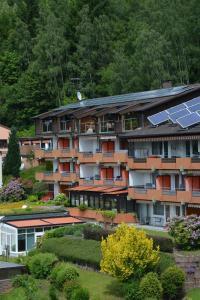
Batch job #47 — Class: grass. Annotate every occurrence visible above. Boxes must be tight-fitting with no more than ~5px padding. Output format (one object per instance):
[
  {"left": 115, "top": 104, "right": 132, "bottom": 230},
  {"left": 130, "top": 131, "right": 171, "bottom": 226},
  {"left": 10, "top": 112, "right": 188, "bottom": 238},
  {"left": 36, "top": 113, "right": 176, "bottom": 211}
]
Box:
[
  {"left": 141, "top": 228, "right": 171, "bottom": 238},
  {"left": 186, "top": 288, "right": 200, "bottom": 299},
  {"left": 41, "top": 237, "right": 101, "bottom": 269},
  {"left": 178, "top": 249, "right": 200, "bottom": 256}
]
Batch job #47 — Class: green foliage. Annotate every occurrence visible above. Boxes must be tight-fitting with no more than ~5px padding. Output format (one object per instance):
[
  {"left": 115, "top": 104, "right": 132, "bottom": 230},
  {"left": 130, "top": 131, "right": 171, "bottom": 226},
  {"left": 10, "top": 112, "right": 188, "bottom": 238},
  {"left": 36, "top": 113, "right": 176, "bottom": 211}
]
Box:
[
  {"left": 139, "top": 272, "right": 163, "bottom": 300},
  {"left": 50, "top": 262, "right": 79, "bottom": 290},
  {"left": 17, "top": 126, "right": 35, "bottom": 138},
  {"left": 48, "top": 285, "right": 58, "bottom": 300},
  {"left": 78, "top": 203, "right": 88, "bottom": 211},
  {"left": 83, "top": 224, "right": 110, "bottom": 241},
  {"left": 71, "top": 287, "right": 90, "bottom": 300},
  {"left": 64, "top": 280, "right": 81, "bottom": 300},
  {"left": 28, "top": 253, "right": 58, "bottom": 279},
  {"left": 124, "top": 280, "right": 142, "bottom": 300},
  {"left": 3, "top": 127, "right": 21, "bottom": 177},
  {"left": 27, "top": 194, "right": 38, "bottom": 202},
  {"left": 54, "top": 193, "right": 68, "bottom": 202},
  {"left": 161, "top": 266, "right": 185, "bottom": 300},
  {"left": 168, "top": 216, "right": 200, "bottom": 250},
  {"left": 155, "top": 252, "right": 175, "bottom": 274},
  {"left": 100, "top": 210, "right": 116, "bottom": 220},
  {"left": 32, "top": 181, "right": 48, "bottom": 199},
  {"left": 40, "top": 237, "right": 101, "bottom": 269},
  {"left": 147, "top": 234, "right": 174, "bottom": 253},
  {"left": 12, "top": 275, "right": 37, "bottom": 300}
]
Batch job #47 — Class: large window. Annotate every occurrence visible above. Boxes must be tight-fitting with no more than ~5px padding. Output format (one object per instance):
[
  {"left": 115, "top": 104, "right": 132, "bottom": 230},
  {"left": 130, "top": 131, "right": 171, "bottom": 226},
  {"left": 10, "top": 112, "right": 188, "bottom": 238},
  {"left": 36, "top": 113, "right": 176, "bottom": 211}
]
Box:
[
  {"left": 60, "top": 116, "right": 72, "bottom": 132},
  {"left": 42, "top": 119, "right": 53, "bottom": 132},
  {"left": 100, "top": 115, "right": 116, "bottom": 133},
  {"left": 123, "top": 113, "right": 138, "bottom": 131},
  {"left": 153, "top": 203, "right": 164, "bottom": 216}
]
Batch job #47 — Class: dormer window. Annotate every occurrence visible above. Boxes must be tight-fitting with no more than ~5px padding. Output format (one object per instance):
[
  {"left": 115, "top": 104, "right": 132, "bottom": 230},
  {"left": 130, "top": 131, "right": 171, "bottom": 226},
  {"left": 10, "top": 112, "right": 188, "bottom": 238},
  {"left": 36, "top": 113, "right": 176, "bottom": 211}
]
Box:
[{"left": 42, "top": 119, "right": 53, "bottom": 133}]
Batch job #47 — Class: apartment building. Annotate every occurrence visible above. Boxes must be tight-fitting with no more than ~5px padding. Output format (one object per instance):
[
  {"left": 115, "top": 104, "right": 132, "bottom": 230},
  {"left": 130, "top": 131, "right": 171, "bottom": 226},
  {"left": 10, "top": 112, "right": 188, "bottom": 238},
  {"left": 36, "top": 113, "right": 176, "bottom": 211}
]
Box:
[
  {"left": 34, "top": 83, "right": 200, "bottom": 226},
  {"left": 0, "top": 125, "right": 10, "bottom": 158}
]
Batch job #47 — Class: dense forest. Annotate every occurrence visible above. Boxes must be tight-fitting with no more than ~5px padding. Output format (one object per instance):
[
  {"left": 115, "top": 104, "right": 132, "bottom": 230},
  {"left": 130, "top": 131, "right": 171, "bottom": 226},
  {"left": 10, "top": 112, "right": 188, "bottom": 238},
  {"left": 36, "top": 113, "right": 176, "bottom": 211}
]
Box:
[{"left": 1, "top": 0, "right": 200, "bottom": 130}]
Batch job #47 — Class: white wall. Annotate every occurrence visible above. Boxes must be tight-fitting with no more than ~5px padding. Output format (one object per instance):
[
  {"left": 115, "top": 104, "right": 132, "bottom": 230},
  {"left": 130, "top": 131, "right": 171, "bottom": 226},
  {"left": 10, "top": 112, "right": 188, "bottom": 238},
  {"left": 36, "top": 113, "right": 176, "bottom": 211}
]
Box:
[
  {"left": 80, "top": 164, "right": 99, "bottom": 178},
  {"left": 79, "top": 137, "right": 98, "bottom": 153},
  {"left": 129, "top": 171, "right": 152, "bottom": 186}
]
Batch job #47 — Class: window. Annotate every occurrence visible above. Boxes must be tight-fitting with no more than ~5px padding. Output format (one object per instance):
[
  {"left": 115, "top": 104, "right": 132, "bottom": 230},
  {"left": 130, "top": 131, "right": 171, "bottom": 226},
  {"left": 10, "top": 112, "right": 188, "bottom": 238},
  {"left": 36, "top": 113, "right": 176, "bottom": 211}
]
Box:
[
  {"left": 71, "top": 193, "right": 76, "bottom": 206},
  {"left": 153, "top": 203, "right": 164, "bottom": 216},
  {"left": 192, "top": 140, "right": 198, "bottom": 155},
  {"left": 60, "top": 116, "right": 71, "bottom": 132},
  {"left": 152, "top": 142, "right": 162, "bottom": 156},
  {"left": 27, "top": 234, "right": 35, "bottom": 250},
  {"left": 18, "top": 234, "right": 26, "bottom": 252},
  {"left": 176, "top": 206, "right": 181, "bottom": 216},
  {"left": 123, "top": 113, "right": 138, "bottom": 131},
  {"left": 42, "top": 119, "right": 53, "bottom": 132}
]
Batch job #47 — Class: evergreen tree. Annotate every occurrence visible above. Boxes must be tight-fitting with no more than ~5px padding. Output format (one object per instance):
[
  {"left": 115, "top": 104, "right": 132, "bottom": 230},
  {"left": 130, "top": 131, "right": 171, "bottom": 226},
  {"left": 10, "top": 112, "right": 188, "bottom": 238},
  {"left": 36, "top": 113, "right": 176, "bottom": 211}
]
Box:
[{"left": 3, "top": 127, "right": 21, "bottom": 177}]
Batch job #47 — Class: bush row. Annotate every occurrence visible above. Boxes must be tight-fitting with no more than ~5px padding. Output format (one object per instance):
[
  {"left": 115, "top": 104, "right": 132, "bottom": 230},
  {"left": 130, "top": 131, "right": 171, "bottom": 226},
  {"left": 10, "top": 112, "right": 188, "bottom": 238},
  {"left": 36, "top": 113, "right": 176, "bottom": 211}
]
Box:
[{"left": 40, "top": 237, "right": 101, "bottom": 269}]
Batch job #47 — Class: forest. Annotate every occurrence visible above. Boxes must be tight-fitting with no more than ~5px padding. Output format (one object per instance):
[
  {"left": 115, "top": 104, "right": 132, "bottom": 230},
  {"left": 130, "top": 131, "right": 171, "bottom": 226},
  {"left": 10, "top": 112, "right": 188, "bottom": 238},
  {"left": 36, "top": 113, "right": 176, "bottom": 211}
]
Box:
[{"left": 1, "top": 0, "right": 200, "bottom": 130}]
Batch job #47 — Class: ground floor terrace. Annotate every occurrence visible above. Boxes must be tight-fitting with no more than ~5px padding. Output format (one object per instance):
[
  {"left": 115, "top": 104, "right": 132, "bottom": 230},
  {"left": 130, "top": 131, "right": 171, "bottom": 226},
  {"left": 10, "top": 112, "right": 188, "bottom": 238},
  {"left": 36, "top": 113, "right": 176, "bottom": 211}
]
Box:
[{"left": 68, "top": 186, "right": 200, "bottom": 227}]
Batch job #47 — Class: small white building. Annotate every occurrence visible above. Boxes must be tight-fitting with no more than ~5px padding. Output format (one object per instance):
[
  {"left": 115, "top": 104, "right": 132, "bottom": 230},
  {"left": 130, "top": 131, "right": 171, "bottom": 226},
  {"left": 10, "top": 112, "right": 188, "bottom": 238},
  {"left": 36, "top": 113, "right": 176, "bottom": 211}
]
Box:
[{"left": 0, "top": 211, "right": 83, "bottom": 257}]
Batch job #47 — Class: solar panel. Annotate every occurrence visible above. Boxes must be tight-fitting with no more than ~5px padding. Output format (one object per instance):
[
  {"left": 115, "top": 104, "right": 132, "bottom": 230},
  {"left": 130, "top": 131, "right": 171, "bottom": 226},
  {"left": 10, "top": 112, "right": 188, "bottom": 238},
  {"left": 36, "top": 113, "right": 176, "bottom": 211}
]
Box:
[
  {"left": 188, "top": 103, "right": 200, "bottom": 113},
  {"left": 148, "top": 111, "right": 169, "bottom": 125},
  {"left": 168, "top": 109, "right": 190, "bottom": 123},
  {"left": 166, "top": 103, "right": 186, "bottom": 114},
  {"left": 176, "top": 112, "right": 200, "bottom": 128},
  {"left": 185, "top": 96, "right": 200, "bottom": 108}
]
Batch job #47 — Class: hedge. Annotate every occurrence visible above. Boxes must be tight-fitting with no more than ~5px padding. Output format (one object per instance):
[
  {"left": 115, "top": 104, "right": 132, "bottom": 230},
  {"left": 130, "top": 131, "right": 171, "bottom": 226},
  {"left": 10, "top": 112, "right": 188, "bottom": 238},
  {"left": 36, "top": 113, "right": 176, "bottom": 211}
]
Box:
[
  {"left": 147, "top": 234, "right": 174, "bottom": 253},
  {"left": 40, "top": 237, "right": 101, "bottom": 269}
]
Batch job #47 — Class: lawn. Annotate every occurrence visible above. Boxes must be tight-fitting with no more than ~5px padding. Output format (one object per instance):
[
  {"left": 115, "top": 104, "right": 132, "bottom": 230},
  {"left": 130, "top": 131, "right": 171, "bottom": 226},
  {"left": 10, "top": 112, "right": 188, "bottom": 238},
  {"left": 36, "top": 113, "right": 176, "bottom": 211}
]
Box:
[
  {"left": 186, "top": 288, "right": 200, "bottom": 300},
  {"left": 141, "top": 228, "right": 170, "bottom": 238},
  {"left": 0, "top": 267, "right": 123, "bottom": 300}
]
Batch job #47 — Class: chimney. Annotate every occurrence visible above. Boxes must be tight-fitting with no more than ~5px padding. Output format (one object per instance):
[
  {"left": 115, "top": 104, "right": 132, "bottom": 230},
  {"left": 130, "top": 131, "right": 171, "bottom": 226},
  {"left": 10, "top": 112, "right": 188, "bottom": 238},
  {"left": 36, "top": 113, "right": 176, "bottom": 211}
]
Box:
[{"left": 162, "top": 80, "right": 173, "bottom": 89}]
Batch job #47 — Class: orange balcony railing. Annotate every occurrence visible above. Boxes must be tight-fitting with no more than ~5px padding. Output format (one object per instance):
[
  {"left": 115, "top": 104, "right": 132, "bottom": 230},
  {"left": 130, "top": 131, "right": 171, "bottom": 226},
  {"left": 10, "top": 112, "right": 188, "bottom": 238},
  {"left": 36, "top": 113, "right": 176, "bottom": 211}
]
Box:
[
  {"left": 36, "top": 171, "right": 78, "bottom": 182},
  {"left": 78, "top": 150, "right": 128, "bottom": 164},
  {"left": 79, "top": 177, "right": 128, "bottom": 187},
  {"left": 128, "top": 187, "right": 200, "bottom": 204},
  {"left": 35, "top": 148, "right": 77, "bottom": 159},
  {"left": 127, "top": 156, "right": 200, "bottom": 171}
]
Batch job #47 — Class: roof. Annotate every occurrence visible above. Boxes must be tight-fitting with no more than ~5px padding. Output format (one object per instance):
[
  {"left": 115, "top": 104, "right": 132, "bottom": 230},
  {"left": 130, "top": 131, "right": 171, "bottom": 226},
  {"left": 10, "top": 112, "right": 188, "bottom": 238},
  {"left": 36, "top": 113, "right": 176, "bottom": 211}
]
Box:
[
  {"left": 6, "top": 216, "right": 83, "bottom": 228},
  {"left": 33, "top": 85, "right": 199, "bottom": 119},
  {"left": 119, "top": 123, "right": 200, "bottom": 139},
  {"left": 1, "top": 211, "right": 69, "bottom": 222},
  {"left": 69, "top": 185, "right": 127, "bottom": 194},
  {"left": 0, "top": 261, "right": 24, "bottom": 269}
]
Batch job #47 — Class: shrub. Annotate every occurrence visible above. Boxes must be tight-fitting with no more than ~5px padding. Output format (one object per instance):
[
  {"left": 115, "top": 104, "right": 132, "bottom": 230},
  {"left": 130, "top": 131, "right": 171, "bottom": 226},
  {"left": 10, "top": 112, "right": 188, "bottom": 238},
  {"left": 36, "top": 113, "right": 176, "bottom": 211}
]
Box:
[
  {"left": 161, "top": 266, "right": 185, "bottom": 300},
  {"left": 78, "top": 203, "right": 88, "bottom": 211},
  {"left": 101, "top": 224, "right": 159, "bottom": 280},
  {"left": 64, "top": 199, "right": 70, "bottom": 207},
  {"left": 40, "top": 237, "right": 101, "bottom": 269},
  {"left": 50, "top": 262, "right": 79, "bottom": 290},
  {"left": 155, "top": 252, "right": 175, "bottom": 274},
  {"left": 64, "top": 280, "right": 81, "bottom": 300},
  {"left": 71, "top": 287, "right": 90, "bottom": 300},
  {"left": 54, "top": 193, "right": 68, "bottom": 202},
  {"left": 27, "top": 194, "right": 38, "bottom": 202},
  {"left": 49, "top": 285, "right": 58, "bottom": 300},
  {"left": 100, "top": 210, "right": 116, "bottom": 220},
  {"left": 83, "top": 224, "right": 110, "bottom": 241},
  {"left": 147, "top": 234, "right": 174, "bottom": 253},
  {"left": 32, "top": 181, "right": 48, "bottom": 199},
  {"left": 124, "top": 280, "right": 142, "bottom": 300},
  {"left": 29, "top": 253, "right": 58, "bottom": 278},
  {"left": 0, "top": 179, "right": 25, "bottom": 202},
  {"left": 139, "top": 272, "right": 163, "bottom": 300},
  {"left": 12, "top": 275, "right": 37, "bottom": 300},
  {"left": 168, "top": 215, "right": 200, "bottom": 250}
]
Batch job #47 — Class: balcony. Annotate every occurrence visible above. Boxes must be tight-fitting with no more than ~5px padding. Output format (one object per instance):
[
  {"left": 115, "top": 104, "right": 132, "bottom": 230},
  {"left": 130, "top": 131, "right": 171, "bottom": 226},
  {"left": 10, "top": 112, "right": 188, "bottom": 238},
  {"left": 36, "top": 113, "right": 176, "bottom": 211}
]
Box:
[
  {"left": 128, "top": 186, "right": 200, "bottom": 204},
  {"left": 79, "top": 177, "right": 128, "bottom": 187},
  {"left": 36, "top": 171, "right": 78, "bottom": 182},
  {"left": 35, "top": 147, "right": 77, "bottom": 159},
  {"left": 127, "top": 156, "right": 200, "bottom": 171},
  {"left": 78, "top": 150, "right": 128, "bottom": 164}
]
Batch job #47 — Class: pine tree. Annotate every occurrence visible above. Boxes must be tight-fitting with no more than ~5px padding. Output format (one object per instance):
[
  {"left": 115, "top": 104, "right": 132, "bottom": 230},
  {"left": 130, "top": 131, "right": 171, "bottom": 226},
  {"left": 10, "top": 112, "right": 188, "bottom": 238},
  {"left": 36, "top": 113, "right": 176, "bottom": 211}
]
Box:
[{"left": 3, "top": 127, "right": 21, "bottom": 177}]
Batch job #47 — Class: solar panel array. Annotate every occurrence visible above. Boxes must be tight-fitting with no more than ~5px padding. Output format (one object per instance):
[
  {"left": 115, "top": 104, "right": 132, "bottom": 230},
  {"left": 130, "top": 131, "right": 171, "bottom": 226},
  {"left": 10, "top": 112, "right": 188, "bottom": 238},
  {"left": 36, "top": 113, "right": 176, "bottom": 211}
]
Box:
[{"left": 148, "top": 96, "right": 200, "bottom": 128}]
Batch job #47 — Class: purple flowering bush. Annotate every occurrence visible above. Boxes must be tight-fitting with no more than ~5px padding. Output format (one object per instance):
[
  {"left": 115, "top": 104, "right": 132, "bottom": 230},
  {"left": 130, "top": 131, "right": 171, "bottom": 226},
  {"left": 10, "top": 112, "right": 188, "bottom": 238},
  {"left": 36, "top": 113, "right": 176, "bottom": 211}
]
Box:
[
  {"left": 168, "top": 215, "right": 200, "bottom": 250},
  {"left": 0, "top": 180, "right": 25, "bottom": 202}
]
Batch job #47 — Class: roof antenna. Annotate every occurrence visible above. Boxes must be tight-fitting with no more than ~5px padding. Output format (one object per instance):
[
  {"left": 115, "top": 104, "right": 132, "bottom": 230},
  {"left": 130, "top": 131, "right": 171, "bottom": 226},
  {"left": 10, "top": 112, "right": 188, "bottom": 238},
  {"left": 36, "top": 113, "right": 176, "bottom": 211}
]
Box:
[{"left": 77, "top": 91, "right": 82, "bottom": 101}]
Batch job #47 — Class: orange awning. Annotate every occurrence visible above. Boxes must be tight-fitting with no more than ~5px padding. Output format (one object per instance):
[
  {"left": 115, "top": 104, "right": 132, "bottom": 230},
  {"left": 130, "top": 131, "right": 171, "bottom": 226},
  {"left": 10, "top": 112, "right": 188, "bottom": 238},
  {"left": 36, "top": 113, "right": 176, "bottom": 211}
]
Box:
[{"left": 107, "top": 190, "right": 128, "bottom": 195}]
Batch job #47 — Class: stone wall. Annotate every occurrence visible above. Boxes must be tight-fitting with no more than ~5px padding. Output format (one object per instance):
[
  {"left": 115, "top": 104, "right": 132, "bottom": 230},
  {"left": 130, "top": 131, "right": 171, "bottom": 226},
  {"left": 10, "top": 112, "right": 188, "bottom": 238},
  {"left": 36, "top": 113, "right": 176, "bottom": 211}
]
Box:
[
  {"left": 0, "top": 279, "right": 12, "bottom": 294},
  {"left": 174, "top": 252, "right": 200, "bottom": 290}
]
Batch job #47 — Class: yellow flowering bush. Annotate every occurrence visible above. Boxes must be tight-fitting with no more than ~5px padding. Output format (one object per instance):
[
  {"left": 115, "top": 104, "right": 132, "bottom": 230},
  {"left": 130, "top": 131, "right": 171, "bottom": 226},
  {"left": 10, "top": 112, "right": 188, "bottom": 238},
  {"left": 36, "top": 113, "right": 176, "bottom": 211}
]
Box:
[{"left": 100, "top": 223, "right": 159, "bottom": 281}]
